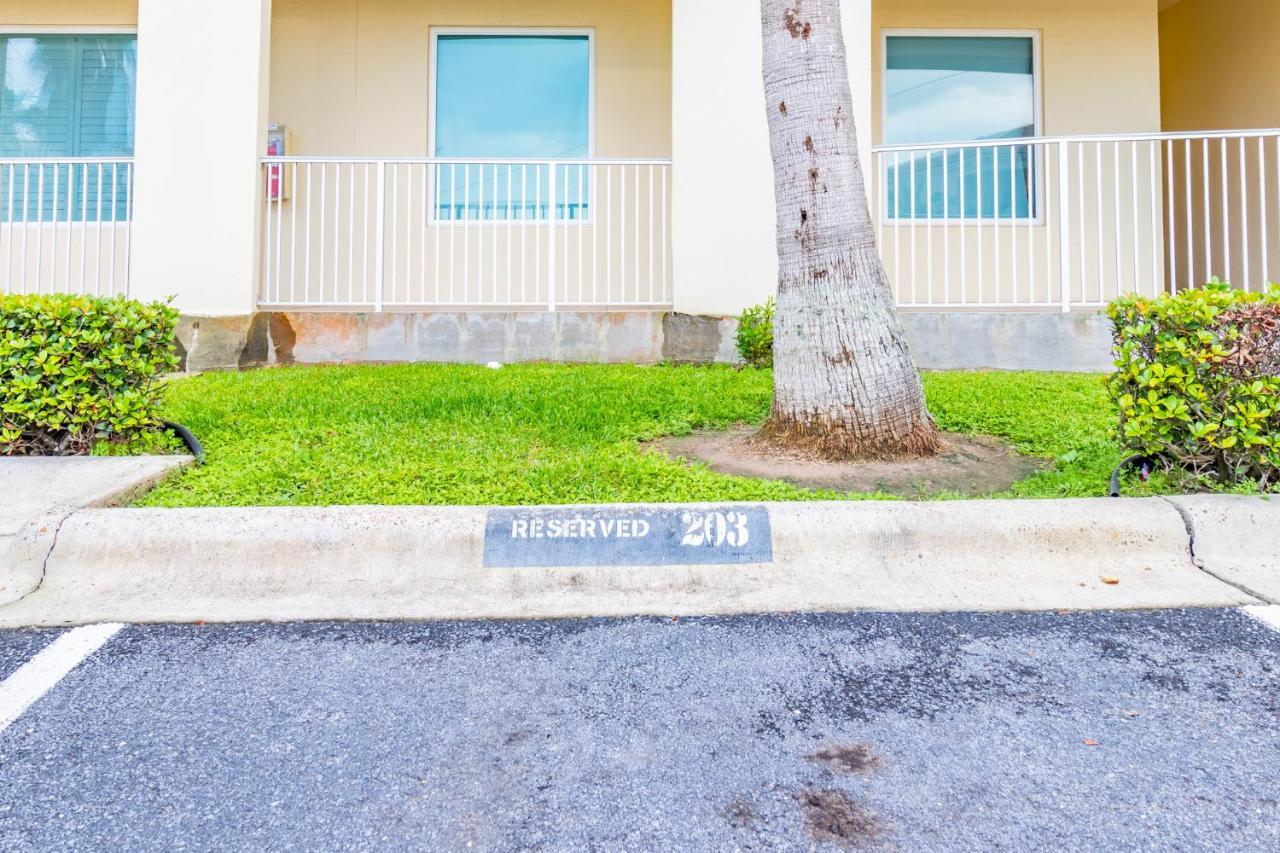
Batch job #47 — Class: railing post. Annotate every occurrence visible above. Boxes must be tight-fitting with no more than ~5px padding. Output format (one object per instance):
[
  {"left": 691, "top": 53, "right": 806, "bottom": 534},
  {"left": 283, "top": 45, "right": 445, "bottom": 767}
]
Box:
[
  {"left": 374, "top": 160, "right": 386, "bottom": 312},
  {"left": 1057, "top": 140, "right": 1073, "bottom": 313},
  {"left": 547, "top": 161, "right": 558, "bottom": 312}
]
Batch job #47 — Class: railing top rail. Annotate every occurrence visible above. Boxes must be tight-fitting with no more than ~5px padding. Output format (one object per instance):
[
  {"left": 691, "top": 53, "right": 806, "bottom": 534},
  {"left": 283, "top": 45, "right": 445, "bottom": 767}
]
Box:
[
  {"left": 871, "top": 127, "right": 1280, "bottom": 154},
  {"left": 0, "top": 156, "right": 136, "bottom": 164},
  {"left": 260, "top": 156, "right": 673, "bottom": 166}
]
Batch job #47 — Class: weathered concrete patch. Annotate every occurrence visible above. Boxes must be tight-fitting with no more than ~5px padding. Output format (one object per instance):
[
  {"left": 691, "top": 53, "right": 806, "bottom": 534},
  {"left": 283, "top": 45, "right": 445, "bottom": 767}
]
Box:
[
  {"left": 0, "top": 498, "right": 1255, "bottom": 628},
  {"left": 662, "top": 313, "right": 744, "bottom": 364},
  {"left": 176, "top": 310, "right": 1112, "bottom": 373},
  {"left": 901, "top": 312, "right": 1113, "bottom": 373},
  {"left": 176, "top": 316, "right": 254, "bottom": 373},
  {"left": 1165, "top": 495, "right": 1280, "bottom": 604}
]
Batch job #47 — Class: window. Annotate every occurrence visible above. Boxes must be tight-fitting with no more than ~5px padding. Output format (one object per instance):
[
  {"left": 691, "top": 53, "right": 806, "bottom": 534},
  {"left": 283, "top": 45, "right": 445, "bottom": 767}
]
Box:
[
  {"left": 430, "top": 31, "right": 592, "bottom": 221},
  {"left": 883, "top": 33, "right": 1039, "bottom": 220},
  {"left": 0, "top": 34, "right": 136, "bottom": 221}
]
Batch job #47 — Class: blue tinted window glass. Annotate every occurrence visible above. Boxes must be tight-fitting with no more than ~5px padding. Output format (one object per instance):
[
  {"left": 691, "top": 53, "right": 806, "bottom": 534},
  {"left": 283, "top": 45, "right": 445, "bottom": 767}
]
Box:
[
  {"left": 433, "top": 34, "right": 590, "bottom": 221},
  {"left": 0, "top": 35, "right": 136, "bottom": 222},
  {"left": 435, "top": 35, "right": 589, "bottom": 158},
  {"left": 884, "top": 36, "right": 1036, "bottom": 220}
]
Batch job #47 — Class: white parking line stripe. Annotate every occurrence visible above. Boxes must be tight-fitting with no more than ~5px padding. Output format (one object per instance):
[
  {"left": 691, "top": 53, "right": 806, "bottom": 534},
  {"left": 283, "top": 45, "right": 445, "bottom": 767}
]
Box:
[
  {"left": 1243, "top": 606, "right": 1280, "bottom": 633},
  {"left": 0, "top": 623, "right": 125, "bottom": 734}
]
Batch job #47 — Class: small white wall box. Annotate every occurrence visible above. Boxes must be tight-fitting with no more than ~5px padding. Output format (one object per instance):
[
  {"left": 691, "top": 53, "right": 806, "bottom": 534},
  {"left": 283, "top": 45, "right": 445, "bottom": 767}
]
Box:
[{"left": 266, "top": 123, "right": 292, "bottom": 202}]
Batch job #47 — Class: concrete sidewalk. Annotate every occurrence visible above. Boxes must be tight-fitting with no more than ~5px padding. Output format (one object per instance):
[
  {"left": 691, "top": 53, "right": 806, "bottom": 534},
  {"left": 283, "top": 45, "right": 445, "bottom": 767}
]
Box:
[
  {"left": 0, "top": 457, "right": 191, "bottom": 608},
  {"left": 1, "top": 494, "right": 1276, "bottom": 628}
]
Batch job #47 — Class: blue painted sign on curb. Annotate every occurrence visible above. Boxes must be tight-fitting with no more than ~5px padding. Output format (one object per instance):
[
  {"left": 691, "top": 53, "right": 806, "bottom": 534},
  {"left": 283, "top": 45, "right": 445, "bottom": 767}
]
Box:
[{"left": 483, "top": 506, "right": 773, "bottom": 568}]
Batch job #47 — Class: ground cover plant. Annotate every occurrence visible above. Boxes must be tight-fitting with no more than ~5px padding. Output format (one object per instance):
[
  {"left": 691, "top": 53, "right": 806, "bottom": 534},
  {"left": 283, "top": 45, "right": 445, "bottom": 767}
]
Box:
[
  {"left": 136, "top": 363, "right": 1136, "bottom": 507},
  {"left": 1, "top": 294, "right": 179, "bottom": 455}
]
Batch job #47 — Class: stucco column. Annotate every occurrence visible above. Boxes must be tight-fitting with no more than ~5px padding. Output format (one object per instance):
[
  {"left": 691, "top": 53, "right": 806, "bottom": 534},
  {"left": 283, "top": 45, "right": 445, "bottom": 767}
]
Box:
[
  {"left": 129, "top": 0, "right": 272, "bottom": 316},
  {"left": 671, "top": 0, "right": 873, "bottom": 318}
]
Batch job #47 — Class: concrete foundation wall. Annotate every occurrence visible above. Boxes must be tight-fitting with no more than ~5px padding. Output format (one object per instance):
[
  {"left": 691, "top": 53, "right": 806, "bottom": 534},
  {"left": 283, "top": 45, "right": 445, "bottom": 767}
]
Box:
[{"left": 177, "top": 311, "right": 1113, "bottom": 374}]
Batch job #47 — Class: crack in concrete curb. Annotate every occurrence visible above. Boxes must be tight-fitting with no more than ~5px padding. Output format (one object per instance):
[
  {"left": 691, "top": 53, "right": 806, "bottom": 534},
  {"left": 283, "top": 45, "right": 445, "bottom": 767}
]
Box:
[
  {"left": 1160, "top": 497, "right": 1274, "bottom": 605},
  {"left": 9, "top": 509, "right": 78, "bottom": 607}
]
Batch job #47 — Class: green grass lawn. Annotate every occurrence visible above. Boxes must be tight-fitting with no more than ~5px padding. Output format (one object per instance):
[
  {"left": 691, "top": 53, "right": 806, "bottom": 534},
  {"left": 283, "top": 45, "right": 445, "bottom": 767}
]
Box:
[{"left": 135, "top": 363, "right": 1141, "bottom": 507}]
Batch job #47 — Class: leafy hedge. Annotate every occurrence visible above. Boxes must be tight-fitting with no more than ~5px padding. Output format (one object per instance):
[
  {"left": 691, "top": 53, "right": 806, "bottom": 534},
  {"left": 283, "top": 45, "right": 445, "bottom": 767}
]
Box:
[
  {"left": 1, "top": 294, "right": 180, "bottom": 455},
  {"left": 1108, "top": 281, "right": 1280, "bottom": 488},
  {"left": 735, "top": 297, "right": 775, "bottom": 368}
]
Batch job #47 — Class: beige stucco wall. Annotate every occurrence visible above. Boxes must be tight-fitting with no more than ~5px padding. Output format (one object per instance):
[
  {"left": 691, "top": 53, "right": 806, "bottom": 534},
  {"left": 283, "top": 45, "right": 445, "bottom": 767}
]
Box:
[
  {"left": 872, "top": 0, "right": 1163, "bottom": 142},
  {"left": 0, "top": 1, "right": 136, "bottom": 27},
  {"left": 1160, "top": 0, "right": 1280, "bottom": 289},
  {"left": 269, "top": 0, "right": 671, "bottom": 158},
  {"left": 1160, "top": 0, "right": 1280, "bottom": 132}
]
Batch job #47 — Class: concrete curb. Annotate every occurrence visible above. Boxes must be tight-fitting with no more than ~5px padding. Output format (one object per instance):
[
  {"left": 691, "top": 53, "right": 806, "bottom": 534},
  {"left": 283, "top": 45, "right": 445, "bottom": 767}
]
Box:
[
  {"left": 1165, "top": 495, "right": 1280, "bottom": 605},
  {"left": 0, "top": 497, "right": 1263, "bottom": 628}
]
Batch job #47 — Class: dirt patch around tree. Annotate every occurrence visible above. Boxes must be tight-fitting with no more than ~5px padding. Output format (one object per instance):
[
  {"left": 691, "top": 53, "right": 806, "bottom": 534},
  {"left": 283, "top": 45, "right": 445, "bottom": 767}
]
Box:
[{"left": 651, "top": 427, "right": 1045, "bottom": 498}]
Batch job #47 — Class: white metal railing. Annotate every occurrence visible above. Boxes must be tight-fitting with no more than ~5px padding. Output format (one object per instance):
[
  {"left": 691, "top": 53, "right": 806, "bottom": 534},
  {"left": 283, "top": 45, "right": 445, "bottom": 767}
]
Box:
[
  {"left": 259, "top": 157, "right": 673, "bottom": 311},
  {"left": 871, "top": 129, "right": 1280, "bottom": 310},
  {"left": 0, "top": 158, "right": 135, "bottom": 298}
]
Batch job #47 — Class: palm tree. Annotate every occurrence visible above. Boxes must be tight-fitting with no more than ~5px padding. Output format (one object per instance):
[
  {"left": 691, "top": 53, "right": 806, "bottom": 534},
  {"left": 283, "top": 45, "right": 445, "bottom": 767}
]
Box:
[{"left": 758, "top": 0, "right": 941, "bottom": 460}]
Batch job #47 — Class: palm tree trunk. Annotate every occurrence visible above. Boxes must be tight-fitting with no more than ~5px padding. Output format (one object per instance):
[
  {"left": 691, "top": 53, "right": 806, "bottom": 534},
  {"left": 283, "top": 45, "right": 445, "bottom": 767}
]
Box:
[{"left": 759, "top": 0, "right": 941, "bottom": 460}]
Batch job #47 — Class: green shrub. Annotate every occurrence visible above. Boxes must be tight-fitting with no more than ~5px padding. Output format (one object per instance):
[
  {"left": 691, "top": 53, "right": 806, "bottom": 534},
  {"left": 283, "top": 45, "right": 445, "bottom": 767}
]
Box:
[
  {"left": 1108, "top": 280, "right": 1280, "bottom": 488},
  {"left": 736, "top": 297, "right": 775, "bottom": 368},
  {"left": 1, "top": 294, "right": 180, "bottom": 456}
]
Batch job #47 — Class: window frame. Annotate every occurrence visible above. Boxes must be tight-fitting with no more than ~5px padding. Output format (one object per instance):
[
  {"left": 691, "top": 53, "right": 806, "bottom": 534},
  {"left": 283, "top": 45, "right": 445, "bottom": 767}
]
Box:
[
  {"left": 0, "top": 27, "right": 138, "bottom": 223},
  {"left": 426, "top": 27, "right": 597, "bottom": 227},
  {"left": 880, "top": 28, "right": 1044, "bottom": 225}
]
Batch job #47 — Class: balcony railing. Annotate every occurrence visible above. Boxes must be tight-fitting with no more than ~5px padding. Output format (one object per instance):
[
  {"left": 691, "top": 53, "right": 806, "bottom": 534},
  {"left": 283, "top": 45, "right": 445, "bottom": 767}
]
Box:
[
  {"left": 870, "top": 129, "right": 1280, "bottom": 310},
  {"left": 258, "top": 157, "right": 673, "bottom": 311},
  {"left": 0, "top": 158, "right": 134, "bottom": 298}
]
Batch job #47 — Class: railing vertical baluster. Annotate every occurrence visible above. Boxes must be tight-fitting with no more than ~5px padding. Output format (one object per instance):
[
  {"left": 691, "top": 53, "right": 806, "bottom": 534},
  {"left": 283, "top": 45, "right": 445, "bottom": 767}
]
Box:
[
  {"left": 1200, "top": 139, "right": 1211, "bottom": 283},
  {"left": 1095, "top": 142, "right": 1105, "bottom": 304},
  {"left": 1240, "top": 136, "right": 1251, "bottom": 291},
  {"left": 123, "top": 162, "right": 133, "bottom": 297},
  {"left": 1112, "top": 142, "right": 1122, "bottom": 302},
  {"left": 1058, "top": 140, "right": 1072, "bottom": 312},
  {"left": 548, "top": 161, "right": 558, "bottom": 311},
  {"left": 942, "top": 148, "right": 950, "bottom": 305},
  {"left": 373, "top": 161, "right": 386, "bottom": 312},
  {"left": 1221, "top": 137, "right": 1231, "bottom": 284},
  {"left": 1148, "top": 141, "right": 1160, "bottom": 298},
  {"left": 661, "top": 165, "right": 669, "bottom": 304},
  {"left": 1166, "top": 140, "right": 1177, "bottom": 293},
  {"left": 633, "top": 164, "right": 640, "bottom": 304},
  {"left": 1130, "top": 142, "right": 1140, "bottom": 293},
  {"left": 926, "top": 148, "right": 934, "bottom": 305},
  {"left": 36, "top": 165, "right": 46, "bottom": 292},
  {"left": 893, "top": 152, "right": 901, "bottom": 302},
  {"left": 648, "top": 163, "right": 655, "bottom": 305},
  {"left": 1261, "top": 136, "right": 1270, "bottom": 285},
  {"left": 604, "top": 165, "right": 611, "bottom": 303},
  {"left": 910, "top": 151, "right": 918, "bottom": 304},
  {"left": 958, "top": 148, "right": 966, "bottom": 304}
]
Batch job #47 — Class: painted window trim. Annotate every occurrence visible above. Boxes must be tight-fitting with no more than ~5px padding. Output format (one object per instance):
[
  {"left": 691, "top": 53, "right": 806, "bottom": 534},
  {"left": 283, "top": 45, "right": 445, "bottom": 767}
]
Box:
[
  {"left": 879, "top": 28, "right": 1045, "bottom": 226},
  {"left": 0, "top": 32, "right": 139, "bottom": 158},
  {"left": 426, "top": 27, "right": 597, "bottom": 227}
]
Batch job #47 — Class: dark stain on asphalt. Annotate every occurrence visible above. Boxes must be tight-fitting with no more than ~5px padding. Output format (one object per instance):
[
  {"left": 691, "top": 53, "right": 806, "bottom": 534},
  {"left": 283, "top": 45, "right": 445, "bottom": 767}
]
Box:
[
  {"left": 723, "top": 796, "right": 760, "bottom": 829},
  {"left": 797, "top": 788, "right": 889, "bottom": 849},
  {"left": 806, "top": 743, "right": 883, "bottom": 776}
]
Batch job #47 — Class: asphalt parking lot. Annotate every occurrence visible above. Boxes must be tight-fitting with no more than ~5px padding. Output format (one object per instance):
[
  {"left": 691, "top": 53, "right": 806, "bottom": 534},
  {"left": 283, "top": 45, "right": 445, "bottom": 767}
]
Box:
[{"left": 2, "top": 607, "right": 1279, "bottom": 851}]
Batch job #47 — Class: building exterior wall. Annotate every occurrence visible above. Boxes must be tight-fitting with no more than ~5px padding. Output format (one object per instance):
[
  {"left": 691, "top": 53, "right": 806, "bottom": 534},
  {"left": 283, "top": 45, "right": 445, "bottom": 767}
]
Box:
[
  {"left": 1160, "top": 0, "right": 1280, "bottom": 132},
  {"left": 0, "top": 1, "right": 136, "bottom": 27},
  {"left": 871, "top": 0, "right": 1164, "bottom": 310},
  {"left": 673, "top": 0, "right": 1164, "bottom": 319},
  {"left": 268, "top": 0, "right": 671, "bottom": 159},
  {"left": 1160, "top": 0, "right": 1280, "bottom": 289}
]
